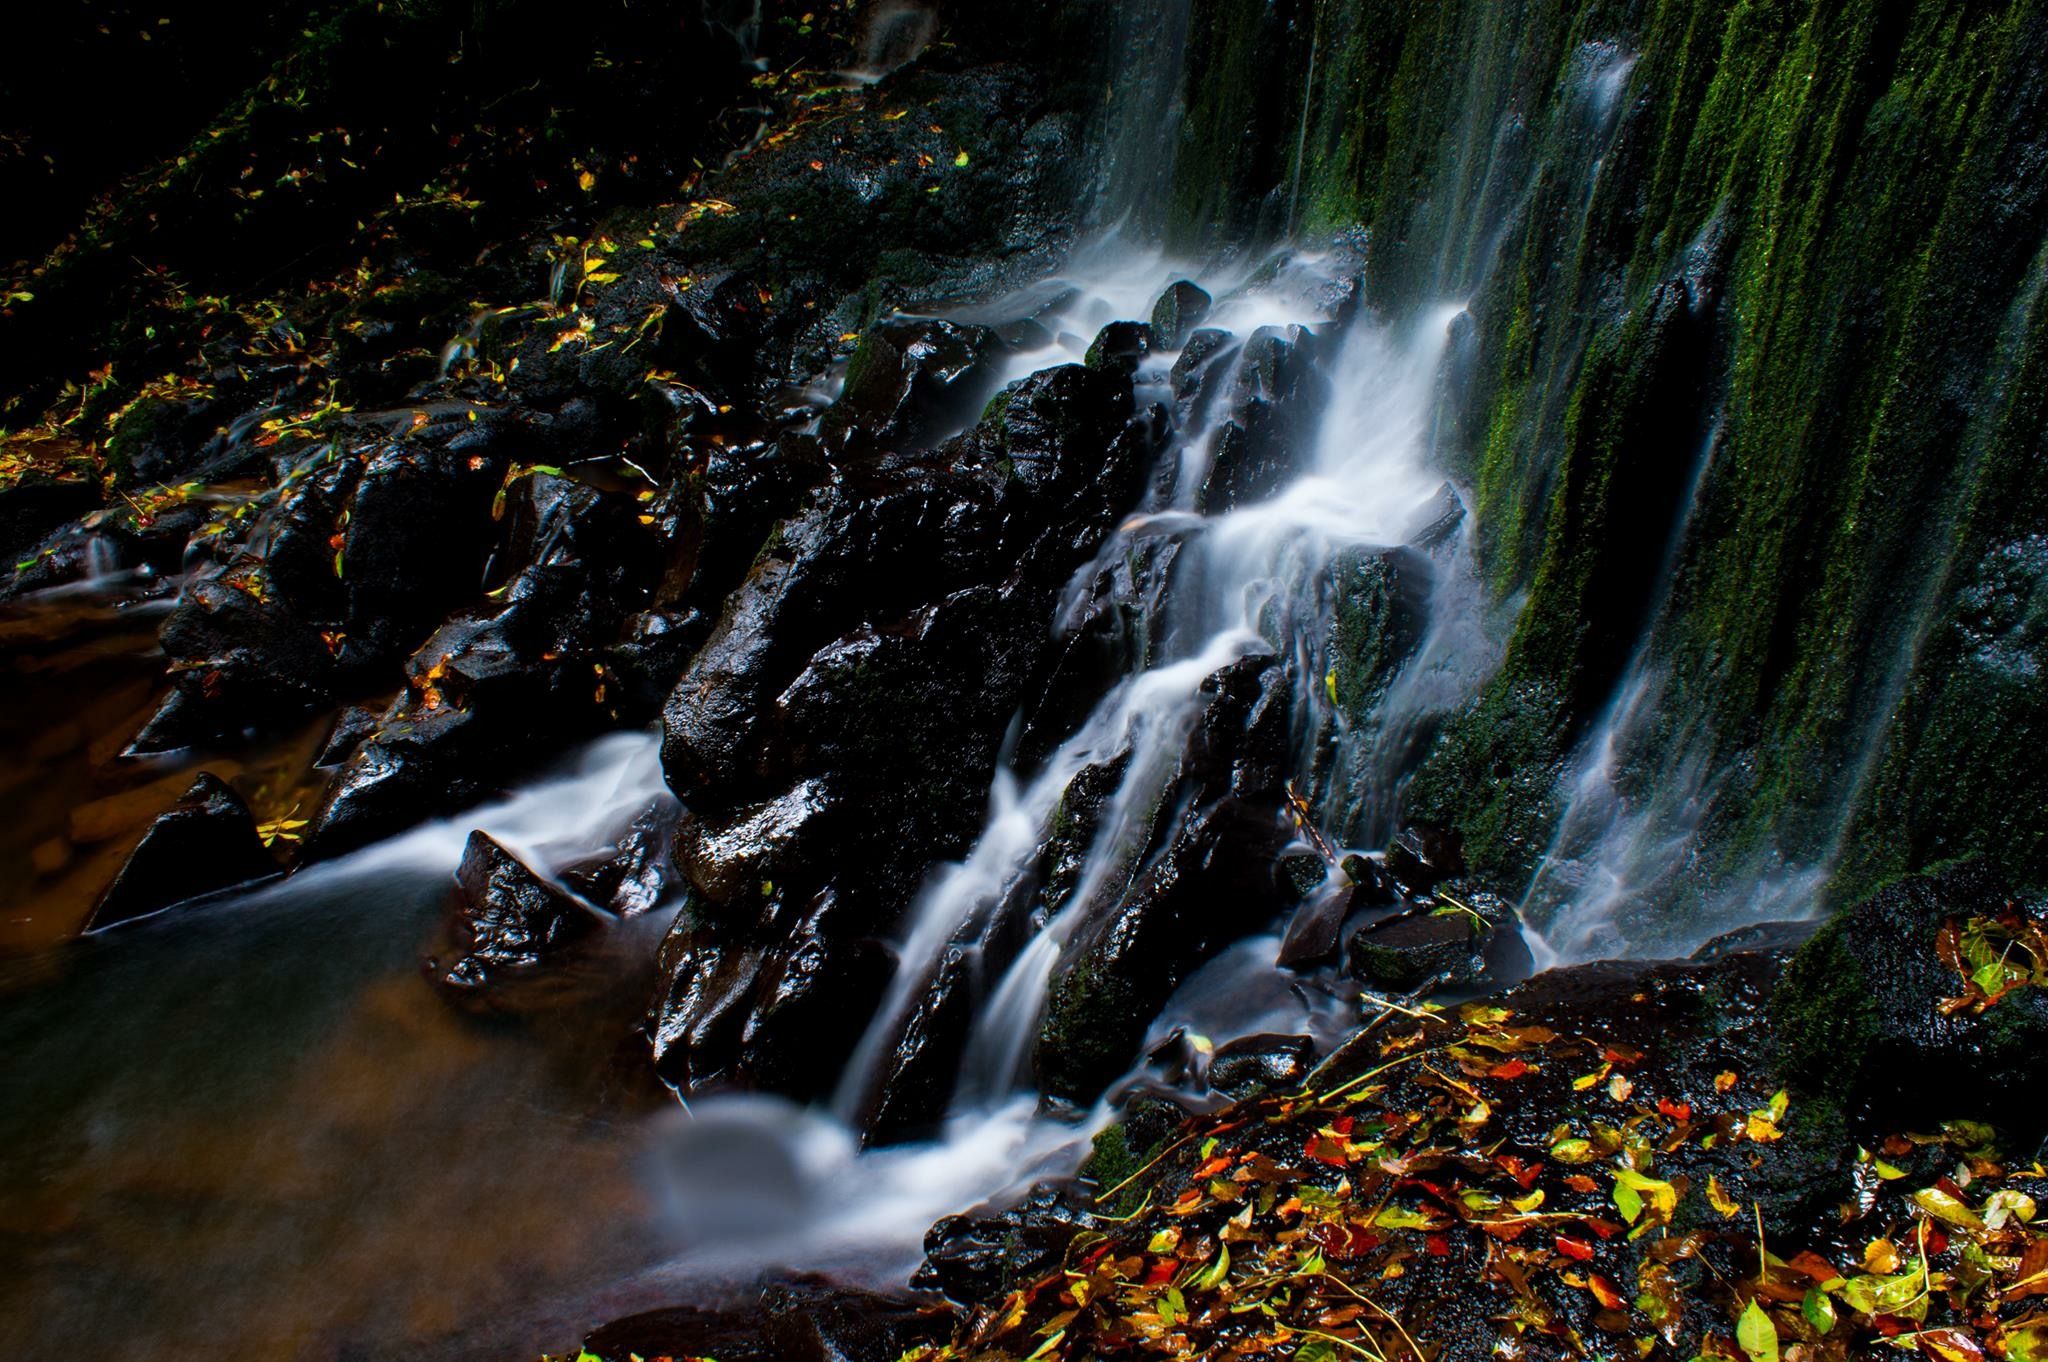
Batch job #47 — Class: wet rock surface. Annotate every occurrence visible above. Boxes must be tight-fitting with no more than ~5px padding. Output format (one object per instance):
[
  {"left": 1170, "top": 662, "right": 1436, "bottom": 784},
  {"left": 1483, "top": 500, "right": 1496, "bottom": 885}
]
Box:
[
  {"left": 431, "top": 830, "right": 604, "bottom": 992},
  {"left": 85, "top": 773, "right": 276, "bottom": 931}
]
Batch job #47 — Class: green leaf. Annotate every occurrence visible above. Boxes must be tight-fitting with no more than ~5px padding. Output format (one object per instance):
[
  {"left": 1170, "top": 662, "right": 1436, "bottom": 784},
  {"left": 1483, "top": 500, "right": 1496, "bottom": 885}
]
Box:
[
  {"left": 1736, "top": 1299, "right": 1779, "bottom": 1362},
  {"left": 1801, "top": 1287, "right": 1836, "bottom": 1335},
  {"left": 1188, "top": 1242, "right": 1231, "bottom": 1291},
  {"left": 1912, "top": 1186, "right": 1984, "bottom": 1230},
  {"left": 1613, "top": 1180, "right": 1644, "bottom": 1224}
]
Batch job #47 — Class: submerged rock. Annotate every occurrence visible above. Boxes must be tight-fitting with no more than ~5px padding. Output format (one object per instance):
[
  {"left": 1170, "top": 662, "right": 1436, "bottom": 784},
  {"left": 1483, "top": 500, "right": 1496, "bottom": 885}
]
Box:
[
  {"left": 85, "top": 774, "right": 276, "bottom": 931},
  {"left": 917, "top": 1183, "right": 1095, "bottom": 1303}
]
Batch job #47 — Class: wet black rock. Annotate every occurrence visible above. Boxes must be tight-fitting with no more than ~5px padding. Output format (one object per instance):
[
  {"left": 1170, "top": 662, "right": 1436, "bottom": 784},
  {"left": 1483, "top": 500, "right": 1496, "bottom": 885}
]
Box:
[
  {"left": 1207, "top": 1032, "right": 1316, "bottom": 1098},
  {"left": 760, "top": 1280, "right": 954, "bottom": 1362},
  {"left": 432, "top": 830, "right": 602, "bottom": 991},
  {"left": 306, "top": 562, "right": 622, "bottom": 859},
  {"left": 1197, "top": 324, "right": 1330, "bottom": 513},
  {"left": 673, "top": 778, "right": 840, "bottom": 908},
  {"left": 334, "top": 437, "right": 506, "bottom": 668},
  {"left": 1035, "top": 654, "right": 1295, "bottom": 1103},
  {"left": 856, "top": 943, "right": 980, "bottom": 1146},
  {"left": 735, "top": 890, "right": 896, "bottom": 1098},
  {"left": 583, "top": 1304, "right": 779, "bottom": 1362},
  {"left": 85, "top": 773, "right": 276, "bottom": 931},
  {"left": 0, "top": 471, "right": 100, "bottom": 569},
  {"left": 1277, "top": 882, "right": 1353, "bottom": 968},
  {"left": 1383, "top": 822, "right": 1467, "bottom": 894},
  {"left": 1149, "top": 280, "right": 1213, "bottom": 351},
  {"left": 313, "top": 703, "right": 383, "bottom": 769},
  {"left": 1328, "top": 546, "right": 1433, "bottom": 720},
  {"left": 1773, "top": 860, "right": 2048, "bottom": 1138},
  {"left": 1083, "top": 320, "right": 1153, "bottom": 375},
  {"left": 826, "top": 316, "right": 997, "bottom": 452},
  {"left": 1348, "top": 908, "right": 1486, "bottom": 992},
  {"left": 1169, "top": 328, "right": 1235, "bottom": 414},
  {"left": 917, "top": 1183, "right": 1094, "bottom": 1303},
  {"left": 559, "top": 799, "right": 680, "bottom": 917}
]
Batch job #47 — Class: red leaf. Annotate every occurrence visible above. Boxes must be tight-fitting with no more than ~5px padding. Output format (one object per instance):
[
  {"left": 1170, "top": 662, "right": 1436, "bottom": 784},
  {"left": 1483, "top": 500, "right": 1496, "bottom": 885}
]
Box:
[
  {"left": 1656, "top": 1097, "right": 1692, "bottom": 1122},
  {"left": 1424, "top": 1234, "right": 1450, "bottom": 1258},
  {"left": 1555, "top": 1235, "right": 1595, "bottom": 1262},
  {"left": 1587, "top": 1274, "right": 1626, "bottom": 1311},
  {"left": 1493, "top": 1059, "right": 1530, "bottom": 1080}
]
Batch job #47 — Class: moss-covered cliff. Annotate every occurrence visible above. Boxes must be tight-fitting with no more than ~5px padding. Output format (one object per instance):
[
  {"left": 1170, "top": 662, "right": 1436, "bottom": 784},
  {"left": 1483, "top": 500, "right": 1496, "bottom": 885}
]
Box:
[{"left": 1141, "top": 0, "right": 2048, "bottom": 928}]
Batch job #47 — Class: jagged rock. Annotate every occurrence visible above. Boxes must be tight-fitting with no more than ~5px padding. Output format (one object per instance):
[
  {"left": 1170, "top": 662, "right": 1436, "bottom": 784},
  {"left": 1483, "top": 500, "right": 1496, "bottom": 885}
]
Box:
[
  {"left": 1277, "top": 883, "right": 1353, "bottom": 968},
  {"left": 1208, "top": 1032, "right": 1316, "bottom": 1098},
  {"left": 1169, "top": 327, "right": 1235, "bottom": 411},
  {"left": 1149, "top": 280, "right": 1213, "bottom": 351},
  {"left": 647, "top": 925, "right": 770, "bottom": 1091},
  {"left": 1035, "top": 654, "right": 1295, "bottom": 1102},
  {"left": 856, "top": 943, "right": 980, "bottom": 1145},
  {"left": 1408, "top": 480, "right": 1466, "bottom": 549},
  {"left": 85, "top": 774, "right": 276, "bottom": 931},
  {"left": 314, "top": 703, "right": 383, "bottom": 769},
  {"left": 334, "top": 436, "right": 506, "bottom": 668},
  {"left": 583, "top": 1305, "right": 779, "bottom": 1362},
  {"left": 735, "top": 889, "right": 896, "bottom": 1097},
  {"left": 1083, "top": 320, "right": 1152, "bottom": 375},
  {"left": 432, "top": 830, "right": 600, "bottom": 991},
  {"left": 133, "top": 563, "right": 344, "bottom": 751},
  {"left": 306, "top": 562, "right": 619, "bottom": 859},
  {"left": 0, "top": 469, "right": 100, "bottom": 568},
  {"left": 559, "top": 799, "right": 680, "bottom": 917},
  {"left": 1197, "top": 324, "right": 1329, "bottom": 513}
]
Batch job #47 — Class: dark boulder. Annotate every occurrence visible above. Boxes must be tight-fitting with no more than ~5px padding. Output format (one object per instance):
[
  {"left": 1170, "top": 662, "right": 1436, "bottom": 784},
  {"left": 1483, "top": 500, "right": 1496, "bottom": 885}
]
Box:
[
  {"left": 334, "top": 435, "right": 505, "bottom": 668},
  {"left": 0, "top": 468, "right": 100, "bottom": 569},
  {"left": 1197, "top": 323, "right": 1329, "bottom": 514},
  {"left": 1083, "top": 320, "right": 1152, "bottom": 376},
  {"left": 855, "top": 943, "right": 980, "bottom": 1146},
  {"left": 1773, "top": 861, "right": 2048, "bottom": 1138},
  {"left": 1327, "top": 546, "right": 1433, "bottom": 720},
  {"left": 134, "top": 561, "right": 344, "bottom": 751},
  {"left": 583, "top": 1304, "right": 779, "bottom": 1362},
  {"left": 306, "top": 562, "right": 619, "bottom": 859},
  {"left": 672, "top": 778, "right": 840, "bottom": 909},
  {"left": 1348, "top": 908, "right": 1486, "bottom": 992},
  {"left": 1169, "top": 328, "right": 1235, "bottom": 415},
  {"left": 85, "top": 774, "right": 276, "bottom": 931},
  {"left": 558, "top": 799, "right": 680, "bottom": 917},
  {"left": 1383, "top": 822, "right": 1467, "bottom": 894},
  {"left": 1277, "top": 882, "right": 1353, "bottom": 968},
  {"left": 1035, "top": 654, "right": 1295, "bottom": 1103},
  {"left": 647, "top": 924, "right": 771, "bottom": 1092},
  {"left": 1149, "top": 280, "right": 1213, "bottom": 351},
  {"left": 313, "top": 703, "right": 383, "bottom": 769},
  {"left": 1208, "top": 1032, "right": 1316, "bottom": 1098},
  {"left": 431, "top": 830, "right": 602, "bottom": 991},
  {"left": 825, "top": 316, "right": 997, "bottom": 452},
  {"left": 916, "top": 1183, "right": 1094, "bottom": 1303},
  {"left": 760, "top": 1280, "right": 954, "bottom": 1362},
  {"left": 734, "top": 890, "right": 896, "bottom": 1098}
]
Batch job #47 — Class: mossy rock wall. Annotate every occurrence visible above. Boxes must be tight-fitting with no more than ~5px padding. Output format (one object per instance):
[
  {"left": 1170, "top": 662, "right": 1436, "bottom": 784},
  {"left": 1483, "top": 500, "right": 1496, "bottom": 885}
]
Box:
[{"left": 1143, "top": 0, "right": 2048, "bottom": 915}]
